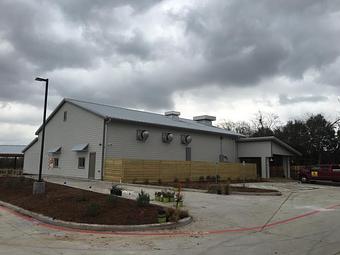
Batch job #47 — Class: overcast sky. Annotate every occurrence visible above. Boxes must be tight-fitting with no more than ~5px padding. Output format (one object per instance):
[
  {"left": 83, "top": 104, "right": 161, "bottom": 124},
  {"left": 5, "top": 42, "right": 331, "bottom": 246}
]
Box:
[{"left": 1, "top": 0, "right": 340, "bottom": 145}]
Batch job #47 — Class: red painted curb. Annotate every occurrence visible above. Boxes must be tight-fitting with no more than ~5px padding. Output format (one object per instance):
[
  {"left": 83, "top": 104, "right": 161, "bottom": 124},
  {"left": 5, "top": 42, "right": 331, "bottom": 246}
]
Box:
[{"left": 1, "top": 203, "right": 339, "bottom": 237}]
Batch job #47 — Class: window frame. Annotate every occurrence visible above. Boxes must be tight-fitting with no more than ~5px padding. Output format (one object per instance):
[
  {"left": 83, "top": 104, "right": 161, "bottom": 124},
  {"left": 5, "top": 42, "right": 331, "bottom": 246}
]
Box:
[
  {"left": 53, "top": 157, "right": 59, "bottom": 168},
  {"left": 78, "top": 157, "right": 86, "bottom": 169}
]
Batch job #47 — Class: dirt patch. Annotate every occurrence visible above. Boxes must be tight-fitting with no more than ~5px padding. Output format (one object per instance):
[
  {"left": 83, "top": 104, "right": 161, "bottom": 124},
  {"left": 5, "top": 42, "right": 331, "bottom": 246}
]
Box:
[{"left": 0, "top": 177, "right": 166, "bottom": 225}]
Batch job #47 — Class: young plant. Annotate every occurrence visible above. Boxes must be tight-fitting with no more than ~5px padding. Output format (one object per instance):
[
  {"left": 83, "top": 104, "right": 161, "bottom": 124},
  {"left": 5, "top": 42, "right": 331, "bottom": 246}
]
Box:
[
  {"left": 85, "top": 203, "right": 100, "bottom": 217},
  {"left": 136, "top": 190, "right": 150, "bottom": 207},
  {"left": 76, "top": 192, "right": 89, "bottom": 202},
  {"left": 107, "top": 194, "right": 117, "bottom": 205},
  {"left": 110, "top": 185, "right": 123, "bottom": 196}
]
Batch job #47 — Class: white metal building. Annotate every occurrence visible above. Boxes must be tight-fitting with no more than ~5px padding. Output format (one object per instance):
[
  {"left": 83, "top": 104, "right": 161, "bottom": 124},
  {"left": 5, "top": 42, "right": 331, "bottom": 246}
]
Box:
[{"left": 23, "top": 98, "right": 300, "bottom": 180}]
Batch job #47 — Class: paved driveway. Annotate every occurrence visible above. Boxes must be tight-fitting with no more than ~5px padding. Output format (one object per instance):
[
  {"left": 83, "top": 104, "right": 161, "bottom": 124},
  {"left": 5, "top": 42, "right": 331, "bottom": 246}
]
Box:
[{"left": 1, "top": 177, "right": 340, "bottom": 255}]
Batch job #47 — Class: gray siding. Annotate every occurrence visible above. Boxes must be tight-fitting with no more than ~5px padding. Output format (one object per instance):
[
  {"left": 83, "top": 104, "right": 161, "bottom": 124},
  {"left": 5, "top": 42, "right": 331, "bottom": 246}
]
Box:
[
  {"left": 272, "top": 143, "right": 294, "bottom": 156},
  {"left": 237, "top": 141, "right": 272, "bottom": 158},
  {"left": 105, "top": 121, "right": 237, "bottom": 162},
  {"left": 23, "top": 102, "right": 104, "bottom": 179},
  {"left": 23, "top": 139, "right": 40, "bottom": 175}
]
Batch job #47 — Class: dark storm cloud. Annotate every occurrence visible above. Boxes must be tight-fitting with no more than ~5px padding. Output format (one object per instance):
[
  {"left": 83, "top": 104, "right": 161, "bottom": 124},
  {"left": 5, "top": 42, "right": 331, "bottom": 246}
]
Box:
[
  {"left": 181, "top": 0, "right": 340, "bottom": 86},
  {"left": 279, "top": 94, "right": 328, "bottom": 105},
  {"left": 56, "top": 0, "right": 163, "bottom": 22},
  {"left": 0, "top": 0, "right": 340, "bottom": 112}
]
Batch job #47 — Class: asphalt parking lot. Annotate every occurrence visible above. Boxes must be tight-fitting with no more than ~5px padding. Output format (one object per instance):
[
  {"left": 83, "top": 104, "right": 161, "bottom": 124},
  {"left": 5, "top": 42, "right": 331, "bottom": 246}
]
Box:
[{"left": 1, "top": 177, "right": 340, "bottom": 255}]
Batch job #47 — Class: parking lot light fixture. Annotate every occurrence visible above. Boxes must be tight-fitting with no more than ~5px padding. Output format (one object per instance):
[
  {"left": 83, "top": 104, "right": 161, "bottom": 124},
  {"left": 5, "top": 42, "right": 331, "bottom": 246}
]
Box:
[{"left": 33, "top": 77, "right": 49, "bottom": 195}]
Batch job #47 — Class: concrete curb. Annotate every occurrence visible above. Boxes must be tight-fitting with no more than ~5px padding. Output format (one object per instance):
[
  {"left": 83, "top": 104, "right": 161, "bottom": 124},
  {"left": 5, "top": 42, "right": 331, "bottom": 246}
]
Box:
[
  {"left": 113, "top": 182, "right": 207, "bottom": 193},
  {"left": 231, "top": 191, "right": 282, "bottom": 196},
  {"left": 0, "top": 200, "right": 192, "bottom": 232}
]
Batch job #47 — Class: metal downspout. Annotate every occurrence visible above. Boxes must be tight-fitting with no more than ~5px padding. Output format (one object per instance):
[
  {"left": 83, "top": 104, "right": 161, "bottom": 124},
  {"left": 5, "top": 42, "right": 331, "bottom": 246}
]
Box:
[{"left": 101, "top": 117, "right": 110, "bottom": 180}]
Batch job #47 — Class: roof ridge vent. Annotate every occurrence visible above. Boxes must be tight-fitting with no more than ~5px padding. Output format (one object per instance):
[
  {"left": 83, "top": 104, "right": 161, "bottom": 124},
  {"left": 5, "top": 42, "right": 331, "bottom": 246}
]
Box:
[
  {"left": 165, "top": 111, "right": 180, "bottom": 120},
  {"left": 193, "top": 115, "right": 216, "bottom": 126}
]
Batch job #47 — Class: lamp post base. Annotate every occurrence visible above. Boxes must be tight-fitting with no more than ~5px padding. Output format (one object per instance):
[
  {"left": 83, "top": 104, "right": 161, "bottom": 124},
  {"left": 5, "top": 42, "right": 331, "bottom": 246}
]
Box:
[{"left": 33, "top": 181, "right": 45, "bottom": 195}]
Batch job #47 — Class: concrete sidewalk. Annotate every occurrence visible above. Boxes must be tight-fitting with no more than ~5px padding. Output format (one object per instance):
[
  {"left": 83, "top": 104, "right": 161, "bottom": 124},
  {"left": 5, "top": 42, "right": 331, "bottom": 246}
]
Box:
[{"left": 1, "top": 176, "right": 340, "bottom": 254}]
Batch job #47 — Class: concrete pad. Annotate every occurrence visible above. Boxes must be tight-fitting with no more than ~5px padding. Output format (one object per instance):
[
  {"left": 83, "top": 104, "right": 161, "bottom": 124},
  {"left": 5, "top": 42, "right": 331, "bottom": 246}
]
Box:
[{"left": 2, "top": 176, "right": 340, "bottom": 254}]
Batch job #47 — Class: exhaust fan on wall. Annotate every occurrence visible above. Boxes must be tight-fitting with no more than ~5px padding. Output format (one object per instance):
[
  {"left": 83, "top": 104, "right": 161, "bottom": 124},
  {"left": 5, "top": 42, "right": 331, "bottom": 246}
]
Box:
[
  {"left": 181, "top": 134, "right": 192, "bottom": 145},
  {"left": 162, "top": 132, "right": 174, "bottom": 143},
  {"left": 136, "top": 129, "right": 149, "bottom": 142}
]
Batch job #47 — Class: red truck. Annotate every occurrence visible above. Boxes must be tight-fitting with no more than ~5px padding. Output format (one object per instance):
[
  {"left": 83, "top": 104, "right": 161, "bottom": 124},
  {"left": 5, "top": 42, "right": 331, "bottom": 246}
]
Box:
[{"left": 299, "top": 164, "right": 340, "bottom": 183}]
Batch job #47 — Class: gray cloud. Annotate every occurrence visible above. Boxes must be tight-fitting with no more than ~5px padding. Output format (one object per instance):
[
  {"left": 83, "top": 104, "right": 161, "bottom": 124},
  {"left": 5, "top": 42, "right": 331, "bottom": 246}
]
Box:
[{"left": 279, "top": 94, "right": 328, "bottom": 105}]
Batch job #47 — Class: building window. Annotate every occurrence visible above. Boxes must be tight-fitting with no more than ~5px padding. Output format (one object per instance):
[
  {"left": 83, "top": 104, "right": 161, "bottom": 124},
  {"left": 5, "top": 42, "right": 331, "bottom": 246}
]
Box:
[
  {"left": 63, "top": 111, "right": 67, "bottom": 122},
  {"left": 53, "top": 158, "right": 59, "bottom": 168},
  {"left": 78, "top": 157, "right": 85, "bottom": 169}
]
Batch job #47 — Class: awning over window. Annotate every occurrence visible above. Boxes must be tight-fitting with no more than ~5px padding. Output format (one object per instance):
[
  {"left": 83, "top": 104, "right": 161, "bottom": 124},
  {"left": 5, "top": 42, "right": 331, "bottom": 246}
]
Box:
[
  {"left": 72, "top": 143, "right": 89, "bottom": 152},
  {"left": 48, "top": 146, "right": 62, "bottom": 154}
]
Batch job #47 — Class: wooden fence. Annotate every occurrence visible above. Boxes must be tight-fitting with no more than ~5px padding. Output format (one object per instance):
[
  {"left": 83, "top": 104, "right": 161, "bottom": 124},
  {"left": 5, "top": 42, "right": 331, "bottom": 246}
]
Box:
[
  {"left": 0, "top": 169, "right": 23, "bottom": 176},
  {"left": 104, "top": 159, "right": 257, "bottom": 183}
]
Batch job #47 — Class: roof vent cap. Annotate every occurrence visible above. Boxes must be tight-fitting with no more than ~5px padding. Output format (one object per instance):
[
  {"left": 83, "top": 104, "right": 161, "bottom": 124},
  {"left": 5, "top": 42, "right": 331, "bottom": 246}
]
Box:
[
  {"left": 193, "top": 115, "right": 216, "bottom": 126},
  {"left": 165, "top": 111, "right": 180, "bottom": 120}
]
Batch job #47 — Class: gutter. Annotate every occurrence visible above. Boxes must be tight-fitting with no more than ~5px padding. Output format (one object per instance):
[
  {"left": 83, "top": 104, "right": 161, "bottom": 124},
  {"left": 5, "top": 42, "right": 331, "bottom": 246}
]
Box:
[{"left": 101, "top": 117, "right": 111, "bottom": 180}]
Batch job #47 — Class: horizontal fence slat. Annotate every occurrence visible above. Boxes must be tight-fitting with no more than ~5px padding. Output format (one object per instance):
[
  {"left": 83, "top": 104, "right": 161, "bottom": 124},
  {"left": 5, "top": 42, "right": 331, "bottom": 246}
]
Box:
[{"left": 104, "top": 158, "right": 257, "bottom": 183}]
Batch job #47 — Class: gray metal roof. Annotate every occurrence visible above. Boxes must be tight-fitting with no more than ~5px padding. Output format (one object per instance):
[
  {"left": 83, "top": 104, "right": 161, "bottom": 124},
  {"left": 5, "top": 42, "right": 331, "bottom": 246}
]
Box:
[
  {"left": 36, "top": 98, "right": 243, "bottom": 137},
  {"left": 0, "top": 145, "right": 26, "bottom": 156},
  {"left": 68, "top": 98, "right": 243, "bottom": 137}
]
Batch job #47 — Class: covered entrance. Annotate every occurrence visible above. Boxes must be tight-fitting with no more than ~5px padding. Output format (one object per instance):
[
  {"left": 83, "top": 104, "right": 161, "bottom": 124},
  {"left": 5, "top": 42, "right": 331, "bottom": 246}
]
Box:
[{"left": 237, "top": 136, "right": 301, "bottom": 179}]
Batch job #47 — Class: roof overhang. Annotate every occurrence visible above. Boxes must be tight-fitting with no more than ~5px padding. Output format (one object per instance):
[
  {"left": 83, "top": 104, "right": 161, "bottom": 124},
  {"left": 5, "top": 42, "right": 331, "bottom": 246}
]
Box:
[
  {"left": 72, "top": 143, "right": 89, "bottom": 152},
  {"left": 48, "top": 146, "right": 62, "bottom": 154},
  {"left": 237, "top": 136, "right": 302, "bottom": 156},
  {"left": 22, "top": 138, "right": 38, "bottom": 153}
]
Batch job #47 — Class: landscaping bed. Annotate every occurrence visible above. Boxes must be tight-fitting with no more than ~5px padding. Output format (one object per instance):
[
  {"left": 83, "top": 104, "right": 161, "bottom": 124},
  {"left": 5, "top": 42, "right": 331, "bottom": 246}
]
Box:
[
  {"left": 0, "top": 177, "right": 184, "bottom": 225},
  {"left": 146, "top": 181, "right": 279, "bottom": 195}
]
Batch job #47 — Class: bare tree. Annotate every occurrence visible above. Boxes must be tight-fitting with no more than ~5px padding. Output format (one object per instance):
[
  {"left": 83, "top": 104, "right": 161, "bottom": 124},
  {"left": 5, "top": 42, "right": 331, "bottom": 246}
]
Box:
[{"left": 219, "top": 120, "right": 254, "bottom": 136}]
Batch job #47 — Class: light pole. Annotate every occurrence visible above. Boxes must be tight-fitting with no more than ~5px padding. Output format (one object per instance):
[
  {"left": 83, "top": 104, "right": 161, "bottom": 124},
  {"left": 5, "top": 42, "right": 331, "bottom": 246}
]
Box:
[{"left": 33, "top": 77, "right": 48, "bottom": 195}]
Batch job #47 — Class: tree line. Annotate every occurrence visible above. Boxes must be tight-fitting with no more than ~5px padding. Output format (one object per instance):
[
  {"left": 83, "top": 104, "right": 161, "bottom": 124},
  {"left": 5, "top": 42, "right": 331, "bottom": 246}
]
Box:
[{"left": 220, "top": 112, "right": 340, "bottom": 165}]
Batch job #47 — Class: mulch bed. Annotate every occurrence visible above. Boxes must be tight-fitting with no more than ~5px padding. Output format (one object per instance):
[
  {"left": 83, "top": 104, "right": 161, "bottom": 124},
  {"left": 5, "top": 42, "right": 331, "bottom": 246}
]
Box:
[{"left": 0, "top": 177, "right": 165, "bottom": 225}]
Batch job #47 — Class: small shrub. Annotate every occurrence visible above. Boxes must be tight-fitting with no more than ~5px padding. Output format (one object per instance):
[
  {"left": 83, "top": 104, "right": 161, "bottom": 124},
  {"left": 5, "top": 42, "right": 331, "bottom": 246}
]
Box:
[
  {"left": 178, "top": 210, "right": 189, "bottom": 219},
  {"left": 107, "top": 194, "right": 117, "bottom": 205},
  {"left": 206, "top": 176, "right": 211, "bottom": 182},
  {"left": 199, "top": 176, "right": 205, "bottom": 182},
  {"left": 5, "top": 180, "right": 15, "bottom": 189},
  {"left": 166, "top": 207, "right": 178, "bottom": 222},
  {"left": 173, "top": 177, "right": 179, "bottom": 183},
  {"left": 216, "top": 175, "right": 221, "bottom": 183},
  {"left": 224, "top": 182, "right": 231, "bottom": 195},
  {"left": 207, "top": 184, "right": 223, "bottom": 194},
  {"left": 210, "top": 176, "right": 217, "bottom": 183},
  {"left": 85, "top": 203, "right": 100, "bottom": 217},
  {"left": 136, "top": 190, "right": 150, "bottom": 207},
  {"left": 143, "top": 179, "right": 149, "bottom": 185},
  {"left": 76, "top": 192, "right": 89, "bottom": 202},
  {"left": 110, "top": 185, "right": 123, "bottom": 196},
  {"left": 18, "top": 176, "right": 26, "bottom": 183}
]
